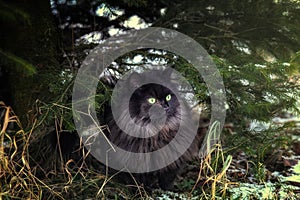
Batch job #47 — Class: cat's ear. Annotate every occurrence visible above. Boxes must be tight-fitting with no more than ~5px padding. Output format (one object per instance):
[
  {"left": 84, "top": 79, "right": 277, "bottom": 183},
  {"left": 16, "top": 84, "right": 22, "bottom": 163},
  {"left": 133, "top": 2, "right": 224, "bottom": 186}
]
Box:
[{"left": 128, "top": 72, "right": 141, "bottom": 88}]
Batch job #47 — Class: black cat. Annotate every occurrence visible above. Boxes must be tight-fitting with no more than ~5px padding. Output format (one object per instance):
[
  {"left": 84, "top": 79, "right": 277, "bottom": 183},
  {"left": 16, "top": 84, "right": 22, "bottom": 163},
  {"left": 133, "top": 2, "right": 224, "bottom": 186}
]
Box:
[{"left": 104, "top": 68, "right": 205, "bottom": 190}]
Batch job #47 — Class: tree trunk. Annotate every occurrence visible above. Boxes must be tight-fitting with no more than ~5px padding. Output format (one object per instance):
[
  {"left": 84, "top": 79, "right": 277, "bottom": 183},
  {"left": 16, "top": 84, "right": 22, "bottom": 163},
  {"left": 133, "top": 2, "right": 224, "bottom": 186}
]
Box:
[{"left": 0, "top": 0, "right": 58, "bottom": 125}]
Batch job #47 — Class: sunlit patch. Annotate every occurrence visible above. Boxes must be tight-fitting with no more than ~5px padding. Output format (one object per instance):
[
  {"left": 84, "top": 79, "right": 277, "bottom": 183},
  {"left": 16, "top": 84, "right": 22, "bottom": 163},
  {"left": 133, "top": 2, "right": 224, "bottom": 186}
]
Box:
[
  {"left": 123, "top": 15, "right": 151, "bottom": 29},
  {"left": 96, "top": 3, "right": 125, "bottom": 21}
]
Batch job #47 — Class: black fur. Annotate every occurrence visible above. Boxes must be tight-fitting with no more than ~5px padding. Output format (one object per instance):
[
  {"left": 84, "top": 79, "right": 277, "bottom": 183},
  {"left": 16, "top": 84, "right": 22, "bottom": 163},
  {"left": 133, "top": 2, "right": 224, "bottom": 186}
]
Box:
[{"left": 104, "top": 69, "right": 205, "bottom": 190}]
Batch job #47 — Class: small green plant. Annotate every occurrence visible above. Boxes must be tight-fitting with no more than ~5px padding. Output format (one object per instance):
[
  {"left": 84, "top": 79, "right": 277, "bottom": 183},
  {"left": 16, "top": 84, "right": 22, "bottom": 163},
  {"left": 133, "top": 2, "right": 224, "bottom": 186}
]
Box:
[
  {"left": 285, "top": 162, "right": 300, "bottom": 185},
  {"left": 226, "top": 161, "right": 300, "bottom": 199},
  {"left": 228, "top": 182, "right": 300, "bottom": 200},
  {"left": 177, "top": 179, "right": 196, "bottom": 191},
  {"left": 254, "top": 162, "right": 267, "bottom": 184}
]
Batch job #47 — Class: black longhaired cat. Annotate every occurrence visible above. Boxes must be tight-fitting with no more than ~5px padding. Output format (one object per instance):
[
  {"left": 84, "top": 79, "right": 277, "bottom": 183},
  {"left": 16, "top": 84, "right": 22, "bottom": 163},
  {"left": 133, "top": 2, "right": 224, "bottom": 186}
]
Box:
[{"left": 104, "top": 68, "right": 206, "bottom": 190}]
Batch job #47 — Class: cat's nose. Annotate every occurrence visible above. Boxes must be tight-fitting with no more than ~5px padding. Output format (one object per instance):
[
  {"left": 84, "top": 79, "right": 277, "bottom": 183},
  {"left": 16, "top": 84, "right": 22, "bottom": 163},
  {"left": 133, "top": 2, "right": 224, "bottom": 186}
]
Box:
[{"left": 162, "top": 102, "right": 169, "bottom": 111}]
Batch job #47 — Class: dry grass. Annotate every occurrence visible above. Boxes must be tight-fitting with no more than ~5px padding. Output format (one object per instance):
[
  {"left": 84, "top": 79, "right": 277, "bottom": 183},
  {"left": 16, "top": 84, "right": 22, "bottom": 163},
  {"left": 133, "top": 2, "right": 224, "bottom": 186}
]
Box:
[
  {"left": 0, "top": 101, "right": 58, "bottom": 199},
  {"left": 1, "top": 101, "right": 236, "bottom": 199},
  {"left": 191, "top": 121, "right": 235, "bottom": 199},
  {"left": 0, "top": 101, "right": 145, "bottom": 199}
]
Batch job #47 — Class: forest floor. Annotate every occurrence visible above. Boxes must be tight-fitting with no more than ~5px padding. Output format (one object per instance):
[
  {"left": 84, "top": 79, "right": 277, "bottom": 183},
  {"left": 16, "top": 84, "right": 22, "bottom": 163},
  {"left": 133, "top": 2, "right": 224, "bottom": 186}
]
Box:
[
  {"left": 151, "top": 116, "right": 300, "bottom": 199},
  {"left": 1, "top": 103, "right": 300, "bottom": 199},
  {"left": 152, "top": 149, "right": 300, "bottom": 199}
]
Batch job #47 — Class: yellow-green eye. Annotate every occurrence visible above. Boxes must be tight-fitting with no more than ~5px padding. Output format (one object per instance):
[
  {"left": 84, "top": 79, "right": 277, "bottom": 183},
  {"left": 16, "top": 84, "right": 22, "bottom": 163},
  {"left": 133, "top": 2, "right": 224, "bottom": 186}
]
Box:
[
  {"left": 166, "top": 94, "right": 172, "bottom": 101},
  {"left": 148, "top": 97, "right": 156, "bottom": 104}
]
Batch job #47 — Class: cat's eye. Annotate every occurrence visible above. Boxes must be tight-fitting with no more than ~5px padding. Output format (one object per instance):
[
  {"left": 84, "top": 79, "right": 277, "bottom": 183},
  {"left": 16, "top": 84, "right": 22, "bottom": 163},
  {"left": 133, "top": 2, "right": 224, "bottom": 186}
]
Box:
[
  {"left": 148, "top": 97, "right": 156, "bottom": 104},
  {"left": 166, "top": 94, "right": 172, "bottom": 101}
]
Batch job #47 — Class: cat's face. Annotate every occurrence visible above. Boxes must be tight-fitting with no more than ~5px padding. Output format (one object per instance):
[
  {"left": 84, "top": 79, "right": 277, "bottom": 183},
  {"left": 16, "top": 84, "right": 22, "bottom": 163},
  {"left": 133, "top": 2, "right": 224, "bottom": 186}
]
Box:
[{"left": 129, "top": 83, "right": 180, "bottom": 124}]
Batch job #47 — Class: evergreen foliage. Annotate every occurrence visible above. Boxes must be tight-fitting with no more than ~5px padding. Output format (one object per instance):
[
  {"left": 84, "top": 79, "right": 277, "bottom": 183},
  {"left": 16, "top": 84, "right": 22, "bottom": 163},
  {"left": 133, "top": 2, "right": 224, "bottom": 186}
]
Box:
[
  {"left": 1, "top": 0, "right": 300, "bottom": 198},
  {"left": 30, "top": 0, "right": 300, "bottom": 160},
  {"left": 51, "top": 0, "right": 300, "bottom": 135}
]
